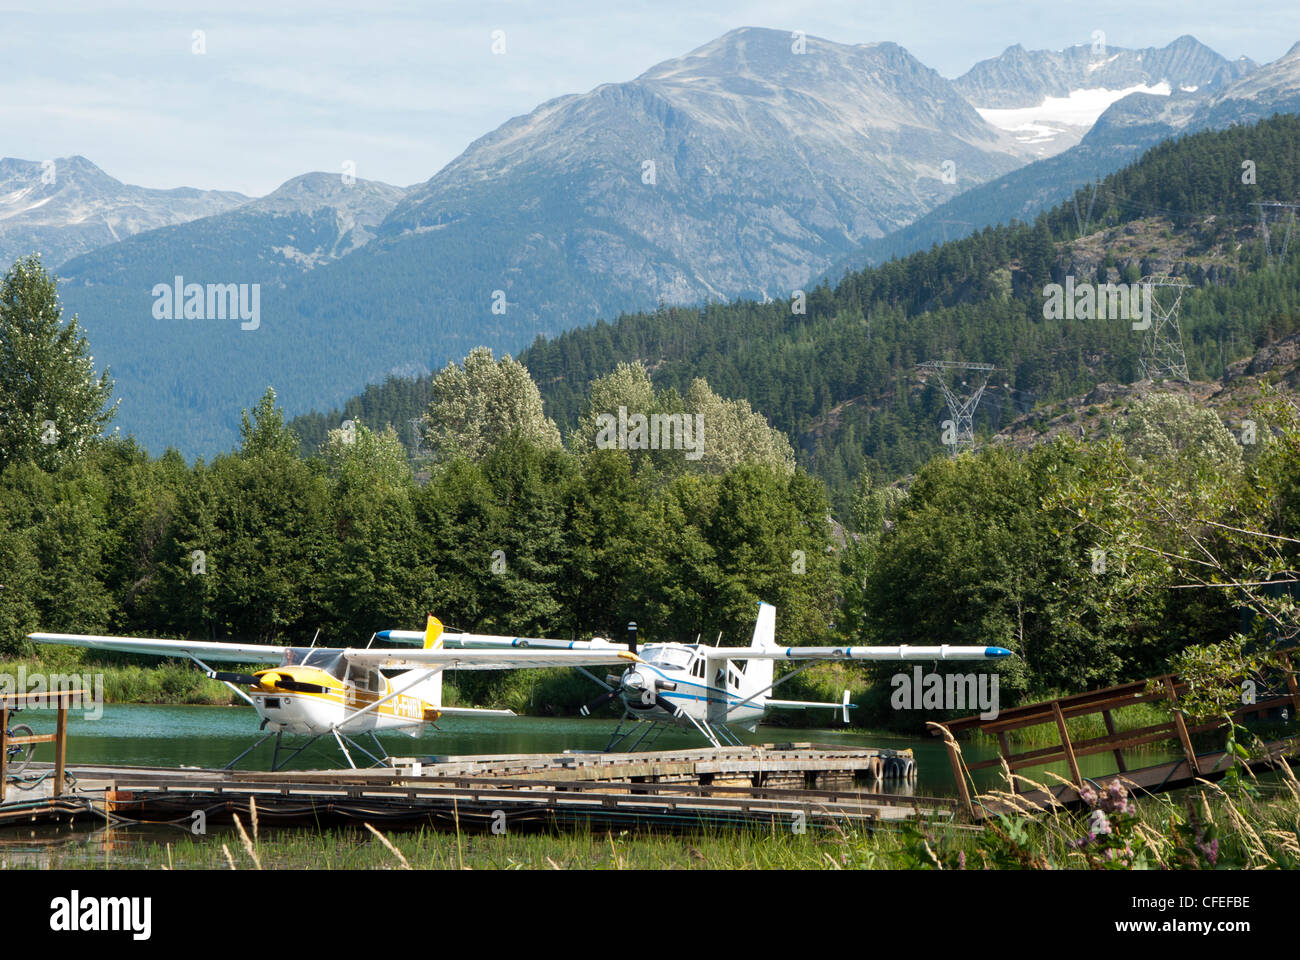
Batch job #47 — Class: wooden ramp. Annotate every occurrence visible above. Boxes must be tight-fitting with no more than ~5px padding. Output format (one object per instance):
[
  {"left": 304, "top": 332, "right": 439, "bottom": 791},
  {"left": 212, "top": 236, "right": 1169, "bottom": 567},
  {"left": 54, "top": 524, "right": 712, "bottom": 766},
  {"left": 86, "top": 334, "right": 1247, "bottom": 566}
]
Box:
[{"left": 932, "top": 659, "right": 1300, "bottom": 820}]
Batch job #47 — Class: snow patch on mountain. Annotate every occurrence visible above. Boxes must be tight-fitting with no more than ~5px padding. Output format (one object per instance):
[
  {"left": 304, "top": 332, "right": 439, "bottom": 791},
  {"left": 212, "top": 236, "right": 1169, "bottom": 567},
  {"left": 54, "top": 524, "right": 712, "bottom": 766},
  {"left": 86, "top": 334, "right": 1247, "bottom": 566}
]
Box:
[{"left": 975, "top": 82, "right": 1173, "bottom": 154}]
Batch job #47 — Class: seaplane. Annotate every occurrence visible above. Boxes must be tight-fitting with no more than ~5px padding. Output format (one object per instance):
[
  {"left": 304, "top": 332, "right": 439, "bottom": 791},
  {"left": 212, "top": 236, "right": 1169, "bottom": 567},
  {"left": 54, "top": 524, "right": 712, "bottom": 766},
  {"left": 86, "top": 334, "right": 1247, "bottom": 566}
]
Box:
[
  {"left": 26, "top": 618, "right": 636, "bottom": 770},
  {"left": 384, "top": 601, "right": 1013, "bottom": 750}
]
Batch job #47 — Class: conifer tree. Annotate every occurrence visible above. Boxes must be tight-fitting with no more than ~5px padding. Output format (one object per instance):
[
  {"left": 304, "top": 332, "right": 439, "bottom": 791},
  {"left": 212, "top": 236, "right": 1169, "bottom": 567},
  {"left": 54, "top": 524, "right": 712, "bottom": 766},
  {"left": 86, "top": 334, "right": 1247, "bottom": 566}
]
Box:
[{"left": 0, "top": 255, "right": 115, "bottom": 470}]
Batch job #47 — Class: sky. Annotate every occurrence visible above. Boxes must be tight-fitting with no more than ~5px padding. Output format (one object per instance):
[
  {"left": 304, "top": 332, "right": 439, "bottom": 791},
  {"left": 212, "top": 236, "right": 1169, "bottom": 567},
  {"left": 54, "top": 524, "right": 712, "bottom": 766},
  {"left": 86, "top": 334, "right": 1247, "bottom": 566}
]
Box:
[{"left": 2, "top": 1, "right": 1295, "bottom": 197}]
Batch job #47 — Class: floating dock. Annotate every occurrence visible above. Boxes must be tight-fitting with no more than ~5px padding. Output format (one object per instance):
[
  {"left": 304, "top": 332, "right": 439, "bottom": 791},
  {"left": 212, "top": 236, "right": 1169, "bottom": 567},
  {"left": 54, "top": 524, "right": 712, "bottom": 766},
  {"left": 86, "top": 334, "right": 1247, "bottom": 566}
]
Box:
[{"left": 1, "top": 743, "right": 952, "bottom": 834}]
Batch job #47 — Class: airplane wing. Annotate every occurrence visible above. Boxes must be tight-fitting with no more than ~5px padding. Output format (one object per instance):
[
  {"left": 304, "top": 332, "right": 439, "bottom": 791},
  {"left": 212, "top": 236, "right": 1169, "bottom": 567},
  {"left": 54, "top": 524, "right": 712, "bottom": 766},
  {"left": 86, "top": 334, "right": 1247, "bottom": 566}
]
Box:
[
  {"left": 699, "top": 644, "right": 1012, "bottom": 661},
  {"left": 377, "top": 629, "right": 627, "bottom": 653},
  {"left": 343, "top": 648, "right": 638, "bottom": 671},
  {"left": 27, "top": 633, "right": 290, "bottom": 664}
]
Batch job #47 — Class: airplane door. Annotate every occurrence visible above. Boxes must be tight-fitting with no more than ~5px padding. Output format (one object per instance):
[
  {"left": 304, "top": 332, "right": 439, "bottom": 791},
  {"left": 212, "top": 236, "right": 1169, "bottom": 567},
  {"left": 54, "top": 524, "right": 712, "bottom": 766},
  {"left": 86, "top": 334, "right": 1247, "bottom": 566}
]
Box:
[{"left": 711, "top": 660, "right": 731, "bottom": 725}]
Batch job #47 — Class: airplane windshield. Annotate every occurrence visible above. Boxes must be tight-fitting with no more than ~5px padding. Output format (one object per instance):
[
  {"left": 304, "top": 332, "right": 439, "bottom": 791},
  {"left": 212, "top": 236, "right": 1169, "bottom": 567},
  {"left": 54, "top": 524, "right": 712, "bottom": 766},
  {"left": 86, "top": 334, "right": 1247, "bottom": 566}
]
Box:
[
  {"left": 646, "top": 648, "right": 692, "bottom": 670},
  {"left": 282, "top": 648, "right": 347, "bottom": 679}
]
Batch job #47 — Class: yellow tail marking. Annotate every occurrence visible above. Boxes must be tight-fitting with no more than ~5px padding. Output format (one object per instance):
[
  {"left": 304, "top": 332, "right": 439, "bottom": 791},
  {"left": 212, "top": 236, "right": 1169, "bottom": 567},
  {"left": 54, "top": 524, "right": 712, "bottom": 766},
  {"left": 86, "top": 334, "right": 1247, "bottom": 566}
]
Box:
[{"left": 424, "top": 615, "right": 445, "bottom": 650}]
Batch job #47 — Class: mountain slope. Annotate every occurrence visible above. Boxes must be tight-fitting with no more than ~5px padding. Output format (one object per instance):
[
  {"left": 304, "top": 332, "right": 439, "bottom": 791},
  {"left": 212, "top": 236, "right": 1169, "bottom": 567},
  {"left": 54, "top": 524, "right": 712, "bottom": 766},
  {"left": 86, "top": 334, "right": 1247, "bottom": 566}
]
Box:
[
  {"left": 822, "top": 39, "right": 1299, "bottom": 277},
  {"left": 293, "top": 115, "right": 1300, "bottom": 521},
  {"left": 0, "top": 156, "right": 248, "bottom": 269},
  {"left": 59, "top": 172, "right": 407, "bottom": 285},
  {"left": 58, "top": 26, "right": 1036, "bottom": 457}
]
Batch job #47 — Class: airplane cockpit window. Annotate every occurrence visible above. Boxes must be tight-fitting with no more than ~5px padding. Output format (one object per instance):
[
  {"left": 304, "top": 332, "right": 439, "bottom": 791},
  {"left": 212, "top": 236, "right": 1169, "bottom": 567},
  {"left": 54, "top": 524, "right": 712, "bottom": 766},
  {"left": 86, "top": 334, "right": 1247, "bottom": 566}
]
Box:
[
  {"left": 285, "top": 648, "right": 347, "bottom": 680},
  {"left": 647, "top": 647, "right": 692, "bottom": 671},
  {"left": 691, "top": 658, "right": 705, "bottom": 679}
]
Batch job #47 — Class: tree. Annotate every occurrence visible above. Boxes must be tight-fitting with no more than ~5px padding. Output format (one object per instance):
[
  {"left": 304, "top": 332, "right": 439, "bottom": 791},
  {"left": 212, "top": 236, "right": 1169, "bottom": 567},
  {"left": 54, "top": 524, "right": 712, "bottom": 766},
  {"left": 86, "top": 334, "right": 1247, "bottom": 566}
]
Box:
[
  {"left": 421, "top": 347, "right": 561, "bottom": 462},
  {"left": 572, "top": 361, "right": 657, "bottom": 451},
  {"left": 682, "top": 378, "right": 796, "bottom": 475},
  {"left": 1120, "top": 392, "right": 1243, "bottom": 473},
  {"left": 238, "top": 387, "right": 300, "bottom": 460},
  {"left": 0, "top": 255, "right": 116, "bottom": 471},
  {"left": 319, "top": 420, "right": 421, "bottom": 639}
]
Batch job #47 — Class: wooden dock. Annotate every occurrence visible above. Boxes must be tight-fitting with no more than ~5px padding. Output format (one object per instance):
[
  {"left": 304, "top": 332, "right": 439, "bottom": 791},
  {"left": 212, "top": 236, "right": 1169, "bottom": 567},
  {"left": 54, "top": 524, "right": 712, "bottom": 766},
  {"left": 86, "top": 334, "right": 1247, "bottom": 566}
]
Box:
[{"left": 1, "top": 743, "right": 950, "bottom": 834}]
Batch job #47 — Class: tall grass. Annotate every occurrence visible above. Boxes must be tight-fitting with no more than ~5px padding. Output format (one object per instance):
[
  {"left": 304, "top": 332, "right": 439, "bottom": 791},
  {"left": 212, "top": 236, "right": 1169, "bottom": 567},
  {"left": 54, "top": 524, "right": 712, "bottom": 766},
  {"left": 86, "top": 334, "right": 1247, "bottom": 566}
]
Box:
[{"left": 0, "top": 655, "right": 241, "bottom": 706}]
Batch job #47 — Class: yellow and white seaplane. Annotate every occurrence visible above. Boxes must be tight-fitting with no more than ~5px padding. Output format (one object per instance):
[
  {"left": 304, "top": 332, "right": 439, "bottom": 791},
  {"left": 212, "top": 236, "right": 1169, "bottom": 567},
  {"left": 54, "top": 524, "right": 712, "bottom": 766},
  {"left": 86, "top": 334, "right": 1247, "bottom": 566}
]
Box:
[{"left": 27, "top": 618, "right": 635, "bottom": 770}]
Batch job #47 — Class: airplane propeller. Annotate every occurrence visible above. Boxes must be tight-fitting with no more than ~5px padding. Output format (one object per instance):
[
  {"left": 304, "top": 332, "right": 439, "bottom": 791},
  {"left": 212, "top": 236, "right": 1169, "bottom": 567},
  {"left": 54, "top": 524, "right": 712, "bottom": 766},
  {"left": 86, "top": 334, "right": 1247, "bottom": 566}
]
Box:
[
  {"left": 577, "top": 622, "right": 683, "bottom": 719},
  {"left": 580, "top": 687, "right": 621, "bottom": 716},
  {"left": 580, "top": 670, "right": 681, "bottom": 718},
  {"left": 579, "top": 622, "right": 642, "bottom": 716},
  {"left": 208, "top": 671, "right": 329, "bottom": 694}
]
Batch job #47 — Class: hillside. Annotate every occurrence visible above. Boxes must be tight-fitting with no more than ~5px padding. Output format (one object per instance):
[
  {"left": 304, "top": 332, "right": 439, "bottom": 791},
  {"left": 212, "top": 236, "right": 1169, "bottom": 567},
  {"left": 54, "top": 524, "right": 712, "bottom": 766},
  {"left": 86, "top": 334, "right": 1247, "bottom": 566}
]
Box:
[
  {"left": 293, "top": 114, "right": 1300, "bottom": 517},
  {"left": 988, "top": 329, "right": 1300, "bottom": 451}
]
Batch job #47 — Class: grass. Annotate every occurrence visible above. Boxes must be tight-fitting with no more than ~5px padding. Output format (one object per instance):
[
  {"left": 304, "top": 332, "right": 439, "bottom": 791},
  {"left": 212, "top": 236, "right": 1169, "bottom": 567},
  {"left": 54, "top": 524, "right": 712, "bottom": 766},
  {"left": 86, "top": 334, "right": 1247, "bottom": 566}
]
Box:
[
  {"left": 17, "top": 822, "right": 870, "bottom": 871},
  {"left": 12, "top": 753, "right": 1299, "bottom": 871}
]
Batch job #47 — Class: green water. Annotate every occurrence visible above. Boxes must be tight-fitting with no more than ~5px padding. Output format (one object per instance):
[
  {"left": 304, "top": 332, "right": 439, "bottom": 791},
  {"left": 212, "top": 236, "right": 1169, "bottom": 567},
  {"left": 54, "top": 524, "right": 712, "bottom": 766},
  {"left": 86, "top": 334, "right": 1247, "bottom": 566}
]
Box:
[{"left": 9, "top": 703, "right": 1186, "bottom": 798}]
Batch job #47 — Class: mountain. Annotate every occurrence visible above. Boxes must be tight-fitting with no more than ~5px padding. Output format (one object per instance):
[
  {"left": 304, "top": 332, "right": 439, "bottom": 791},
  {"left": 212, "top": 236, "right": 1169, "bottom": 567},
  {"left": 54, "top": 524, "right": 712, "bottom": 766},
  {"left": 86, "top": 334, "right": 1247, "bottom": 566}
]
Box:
[
  {"left": 1093, "top": 39, "right": 1300, "bottom": 136},
  {"left": 59, "top": 26, "right": 1036, "bottom": 457},
  {"left": 380, "top": 25, "right": 1028, "bottom": 305},
  {"left": 822, "top": 39, "right": 1298, "bottom": 277},
  {"left": 59, "top": 172, "right": 407, "bottom": 285},
  {"left": 953, "top": 35, "right": 1254, "bottom": 158},
  {"left": 0, "top": 156, "right": 248, "bottom": 270}
]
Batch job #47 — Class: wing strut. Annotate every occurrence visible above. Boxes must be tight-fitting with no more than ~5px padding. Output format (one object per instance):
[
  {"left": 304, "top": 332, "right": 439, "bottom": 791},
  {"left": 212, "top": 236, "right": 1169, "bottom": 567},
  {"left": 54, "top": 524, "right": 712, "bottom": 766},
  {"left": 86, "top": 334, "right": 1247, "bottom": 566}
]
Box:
[{"left": 189, "top": 654, "right": 256, "bottom": 707}]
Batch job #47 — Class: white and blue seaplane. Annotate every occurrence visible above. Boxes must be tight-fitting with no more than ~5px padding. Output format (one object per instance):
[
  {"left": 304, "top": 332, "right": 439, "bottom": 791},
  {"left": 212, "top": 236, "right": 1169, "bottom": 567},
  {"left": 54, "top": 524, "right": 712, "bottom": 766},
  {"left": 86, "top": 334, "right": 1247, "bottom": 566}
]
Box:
[
  {"left": 27, "top": 618, "right": 635, "bottom": 770},
  {"left": 388, "top": 601, "right": 1013, "bottom": 750}
]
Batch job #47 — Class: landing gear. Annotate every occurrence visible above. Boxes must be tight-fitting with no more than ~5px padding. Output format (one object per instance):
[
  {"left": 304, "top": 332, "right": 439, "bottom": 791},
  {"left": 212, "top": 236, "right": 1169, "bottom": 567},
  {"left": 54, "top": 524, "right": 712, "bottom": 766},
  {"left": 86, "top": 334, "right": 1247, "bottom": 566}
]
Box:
[
  {"left": 601, "top": 712, "right": 744, "bottom": 751},
  {"left": 223, "top": 728, "right": 390, "bottom": 771},
  {"left": 602, "top": 714, "right": 672, "bottom": 752}
]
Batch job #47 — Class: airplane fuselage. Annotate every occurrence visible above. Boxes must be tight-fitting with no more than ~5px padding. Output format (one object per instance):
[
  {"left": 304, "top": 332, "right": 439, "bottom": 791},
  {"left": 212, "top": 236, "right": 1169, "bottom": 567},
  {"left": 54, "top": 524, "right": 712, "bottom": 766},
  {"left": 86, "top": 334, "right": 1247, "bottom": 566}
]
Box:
[
  {"left": 617, "top": 644, "right": 767, "bottom": 729},
  {"left": 247, "top": 663, "right": 438, "bottom": 736}
]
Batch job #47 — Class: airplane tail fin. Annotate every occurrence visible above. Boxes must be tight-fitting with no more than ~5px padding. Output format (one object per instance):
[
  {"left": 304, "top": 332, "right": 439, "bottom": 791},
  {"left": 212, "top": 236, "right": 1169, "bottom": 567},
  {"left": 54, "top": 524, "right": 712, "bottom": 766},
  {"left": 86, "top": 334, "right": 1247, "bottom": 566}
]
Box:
[
  {"left": 740, "top": 602, "right": 776, "bottom": 696},
  {"left": 424, "top": 614, "right": 445, "bottom": 650},
  {"left": 404, "top": 614, "right": 445, "bottom": 727}
]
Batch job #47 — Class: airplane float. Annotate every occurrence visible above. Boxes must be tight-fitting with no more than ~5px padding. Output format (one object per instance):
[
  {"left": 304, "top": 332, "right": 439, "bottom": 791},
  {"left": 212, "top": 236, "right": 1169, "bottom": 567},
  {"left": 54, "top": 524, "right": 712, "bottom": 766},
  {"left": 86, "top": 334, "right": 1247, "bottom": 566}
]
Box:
[
  {"left": 380, "top": 602, "right": 1012, "bottom": 750},
  {"left": 26, "top": 618, "right": 635, "bottom": 770}
]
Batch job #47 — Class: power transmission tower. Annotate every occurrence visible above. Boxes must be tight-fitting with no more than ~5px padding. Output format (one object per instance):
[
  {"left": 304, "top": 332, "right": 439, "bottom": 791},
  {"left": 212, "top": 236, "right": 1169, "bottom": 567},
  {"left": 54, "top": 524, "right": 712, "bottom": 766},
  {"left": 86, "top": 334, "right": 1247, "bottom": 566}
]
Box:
[
  {"left": 1251, "top": 201, "right": 1300, "bottom": 270},
  {"left": 937, "top": 219, "right": 971, "bottom": 244},
  {"left": 917, "top": 360, "right": 996, "bottom": 457},
  {"left": 408, "top": 417, "right": 426, "bottom": 459},
  {"left": 1136, "top": 275, "right": 1191, "bottom": 383},
  {"left": 1072, "top": 179, "right": 1100, "bottom": 235}
]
